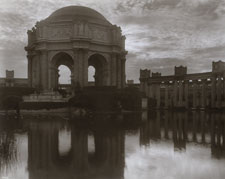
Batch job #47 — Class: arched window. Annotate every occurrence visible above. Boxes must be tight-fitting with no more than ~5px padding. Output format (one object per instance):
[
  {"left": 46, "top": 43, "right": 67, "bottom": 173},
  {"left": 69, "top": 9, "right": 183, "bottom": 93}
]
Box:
[
  {"left": 88, "top": 54, "right": 107, "bottom": 86},
  {"left": 88, "top": 66, "right": 96, "bottom": 86},
  {"left": 58, "top": 65, "right": 71, "bottom": 84}
]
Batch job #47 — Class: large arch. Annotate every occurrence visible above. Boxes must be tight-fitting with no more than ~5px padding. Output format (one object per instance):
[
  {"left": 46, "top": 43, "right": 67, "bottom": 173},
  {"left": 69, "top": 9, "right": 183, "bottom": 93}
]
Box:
[
  {"left": 51, "top": 52, "right": 74, "bottom": 90},
  {"left": 88, "top": 54, "right": 108, "bottom": 86}
]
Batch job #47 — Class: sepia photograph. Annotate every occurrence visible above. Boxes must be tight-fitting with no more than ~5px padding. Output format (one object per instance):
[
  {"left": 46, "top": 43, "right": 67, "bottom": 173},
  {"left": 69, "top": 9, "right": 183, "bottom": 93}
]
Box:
[{"left": 0, "top": 0, "right": 225, "bottom": 179}]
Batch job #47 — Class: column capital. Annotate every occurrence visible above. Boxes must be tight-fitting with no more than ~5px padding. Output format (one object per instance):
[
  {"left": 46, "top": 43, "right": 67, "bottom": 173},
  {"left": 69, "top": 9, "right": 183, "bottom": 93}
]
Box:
[
  {"left": 192, "top": 79, "right": 198, "bottom": 84},
  {"left": 27, "top": 54, "right": 33, "bottom": 60},
  {"left": 120, "top": 51, "right": 127, "bottom": 59},
  {"left": 201, "top": 79, "right": 207, "bottom": 83},
  {"left": 152, "top": 81, "right": 161, "bottom": 85},
  {"left": 121, "top": 50, "right": 128, "bottom": 55},
  {"left": 173, "top": 80, "right": 178, "bottom": 84},
  {"left": 72, "top": 48, "right": 89, "bottom": 52},
  {"left": 178, "top": 80, "right": 184, "bottom": 84},
  {"left": 35, "top": 49, "right": 48, "bottom": 55},
  {"left": 110, "top": 51, "right": 120, "bottom": 55},
  {"left": 164, "top": 81, "right": 170, "bottom": 85},
  {"left": 73, "top": 48, "right": 79, "bottom": 53},
  {"left": 223, "top": 71, "right": 225, "bottom": 78}
]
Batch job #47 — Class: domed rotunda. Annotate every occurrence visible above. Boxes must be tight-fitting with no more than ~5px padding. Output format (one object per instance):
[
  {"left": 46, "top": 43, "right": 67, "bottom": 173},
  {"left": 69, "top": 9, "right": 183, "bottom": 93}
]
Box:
[{"left": 25, "top": 6, "right": 127, "bottom": 91}]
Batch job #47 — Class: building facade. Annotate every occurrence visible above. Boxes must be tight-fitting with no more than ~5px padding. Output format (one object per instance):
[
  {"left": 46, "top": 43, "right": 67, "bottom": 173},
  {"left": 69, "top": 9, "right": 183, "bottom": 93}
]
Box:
[
  {"left": 140, "top": 61, "right": 225, "bottom": 109},
  {"left": 0, "top": 70, "right": 28, "bottom": 87},
  {"left": 25, "top": 6, "right": 127, "bottom": 92}
]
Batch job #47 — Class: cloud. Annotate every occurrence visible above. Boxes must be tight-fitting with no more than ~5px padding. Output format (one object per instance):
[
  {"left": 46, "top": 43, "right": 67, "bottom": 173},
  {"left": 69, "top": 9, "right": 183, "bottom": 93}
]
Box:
[
  {"left": 125, "top": 141, "right": 225, "bottom": 179},
  {"left": 0, "top": 0, "right": 225, "bottom": 83}
]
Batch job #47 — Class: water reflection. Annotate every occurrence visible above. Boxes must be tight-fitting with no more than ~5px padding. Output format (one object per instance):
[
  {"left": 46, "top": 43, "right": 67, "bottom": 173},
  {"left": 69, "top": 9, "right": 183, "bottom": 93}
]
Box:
[
  {"left": 0, "top": 115, "right": 19, "bottom": 175},
  {"left": 28, "top": 117, "right": 125, "bottom": 179},
  {"left": 140, "top": 111, "right": 225, "bottom": 158},
  {"left": 0, "top": 111, "right": 225, "bottom": 178}
]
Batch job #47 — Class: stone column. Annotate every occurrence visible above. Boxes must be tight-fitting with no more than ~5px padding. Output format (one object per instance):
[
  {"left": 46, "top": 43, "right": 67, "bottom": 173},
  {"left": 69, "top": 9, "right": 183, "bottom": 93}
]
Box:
[
  {"left": 140, "top": 81, "right": 144, "bottom": 93},
  {"left": 50, "top": 67, "right": 56, "bottom": 90},
  {"left": 211, "top": 76, "right": 216, "bottom": 108},
  {"left": 78, "top": 49, "right": 84, "bottom": 87},
  {"left": 48, "top": 57, "right": 52, "bottom": 90},
  {"left": 223, "top": 73, "right": 225, "bottom": 107},
  {"left": 31, "top": 57, "right": 36, "bottom": 88},
  {"left": 83, "top": 49, "right": 89, "bottom": 87},
  {"left": 201, "top": 79, "right": 207, "bottom": 108},
  {"left": 184, "top": 80, "right": 189, "bottom": 109},
  {"left": 117, "top": 57, "right": 122, "bottom": 88},
  {"left": 73, "top": 49, "right": 79, "bottom": 85},
  {"left": 222, "top": 75, "right": 225, "bottom": 106},
  {"left": 56, "top": 70, "right": 60, "bottom": 89},
  {"left": 36, "top": 53, "right": 41, "bottom": 89},
  {"left": 27, "top": 55, "right": 32, "bottom": 87},
  {"left": 105, "top": 55, "right": 111, "bottom": 86},
  {"left": 164, "top": 82, "right": 169, "bottom": 108},
  {"left": 156, "top": 83, "right": 161, "bottom": 108},
  {"left": 192, "top": 80, "right": 197, "bottom": 108},
  {"left": 40, "top": 50, "right": 48, "bottom": 91},
  {"left": 121, "top": 57, "right": 126, "bottom": 88},
  {"left": 173, "top": 80, "right": 178, "bottom": 107},
  {"left": 149, "top": 82, "right": 153, "bottom": 98},
  {"left": 111, "top": 53, "right": 117, "bottom": 86},
  {"left": 145, "top": 82, "right": 149, "bottom": 97},
  {"left": 72, "top": 49, "right": 86, "bottom": 88},
  {"left": 217, "top": 76, "right": 222, "bottom": 108},
  {"left": 178, "top": 81, "right": 183, "bottom": 107},
  {"left": 52, "top": 68, "right": 58, "bottom": 89}
]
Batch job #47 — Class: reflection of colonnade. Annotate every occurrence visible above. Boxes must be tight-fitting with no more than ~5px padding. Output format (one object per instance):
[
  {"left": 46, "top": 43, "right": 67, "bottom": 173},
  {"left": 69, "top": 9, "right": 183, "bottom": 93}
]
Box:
[
  {"left": 140, "top": 111, "right": 225, "bottom": 158},
  {"left": 140, "top": 61, "right": 225, "bottom": 109},
  {"left": 28, "top": 120, "right": 125, "bottom": 179}
]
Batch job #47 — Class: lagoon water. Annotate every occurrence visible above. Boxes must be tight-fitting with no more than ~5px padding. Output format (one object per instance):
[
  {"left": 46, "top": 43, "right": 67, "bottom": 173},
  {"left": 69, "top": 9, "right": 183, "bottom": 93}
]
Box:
[{"left": 0, "top": 111, "right": 225, "bottom": 179}]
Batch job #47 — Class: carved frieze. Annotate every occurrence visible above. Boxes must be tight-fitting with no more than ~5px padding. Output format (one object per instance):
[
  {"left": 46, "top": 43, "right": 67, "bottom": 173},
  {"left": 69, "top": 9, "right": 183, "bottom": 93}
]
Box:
[
  {"left": 73, "top": 20, "right": 89, "bottom": 37},
  {"left": 91, "top": 26, "right": 109, "bottom": 42},
  {"left": 93, "top": 29, "right": 107, "bottom": 41},
  {"left": 48, "top": 26, "right": 72, "bottom": 40}
]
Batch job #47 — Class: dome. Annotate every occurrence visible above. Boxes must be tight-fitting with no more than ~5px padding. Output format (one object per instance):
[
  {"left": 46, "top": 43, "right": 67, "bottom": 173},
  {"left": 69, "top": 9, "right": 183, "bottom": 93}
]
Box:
[{"left": 46, "top": 6, "right": 111, "bottom": 25}]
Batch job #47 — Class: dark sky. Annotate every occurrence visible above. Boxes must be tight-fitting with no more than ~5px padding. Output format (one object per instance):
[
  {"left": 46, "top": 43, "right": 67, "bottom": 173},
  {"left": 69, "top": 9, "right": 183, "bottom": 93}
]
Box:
[{"left": 0, "top": 0, "right": 225, "bottom": 82}]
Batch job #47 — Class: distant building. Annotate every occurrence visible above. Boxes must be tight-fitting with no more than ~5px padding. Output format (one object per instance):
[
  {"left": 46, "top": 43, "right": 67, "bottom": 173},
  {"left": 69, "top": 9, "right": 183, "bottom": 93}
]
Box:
[
  {"left": 126, "top": 79, "right": 140, "bottom": 88},
  {"left": 140, "top": 61, "right": 225, "bottom": 109},
  {"left": 0, "top": 70, "right": 28, "bottom": 87}
]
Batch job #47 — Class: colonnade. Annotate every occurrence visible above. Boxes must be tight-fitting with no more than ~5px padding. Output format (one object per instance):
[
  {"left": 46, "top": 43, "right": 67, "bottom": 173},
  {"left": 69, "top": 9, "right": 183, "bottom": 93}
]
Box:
[{"left": 141, "top": 74, "right": 225, "bottom": 109}]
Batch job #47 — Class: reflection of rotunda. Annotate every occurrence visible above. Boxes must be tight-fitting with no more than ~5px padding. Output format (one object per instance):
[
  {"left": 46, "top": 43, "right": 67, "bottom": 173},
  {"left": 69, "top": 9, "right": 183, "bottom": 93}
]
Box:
[{"left": 25, "top": 6, "right": 127, "bottom": 91}]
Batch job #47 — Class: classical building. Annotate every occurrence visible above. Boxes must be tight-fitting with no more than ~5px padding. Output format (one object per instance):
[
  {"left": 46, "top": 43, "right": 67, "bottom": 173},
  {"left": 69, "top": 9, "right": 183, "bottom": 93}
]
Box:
[
  {"left": 0, "top": 70, "right": 28, "bottom": 87},
  {"left": 140, "top": 61, "right": 225, "bottom": 109},
  {"left": 25, "top": 6, "right": 127, "bottom": 92}
]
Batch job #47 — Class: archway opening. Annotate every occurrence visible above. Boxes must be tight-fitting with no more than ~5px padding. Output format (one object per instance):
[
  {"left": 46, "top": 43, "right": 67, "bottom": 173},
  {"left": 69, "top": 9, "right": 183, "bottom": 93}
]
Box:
[
  {"left": 58, "top": 65, "right": 71, "bottom": 85},
  {"left": 88, "top": 54, "right": 108, "bottom": 86},
  {"left": 88, "top": 66, "right": 96, "bottom": 86},
  {"left": 51, "top": 52, "right": 74, "bottom": 93}
]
